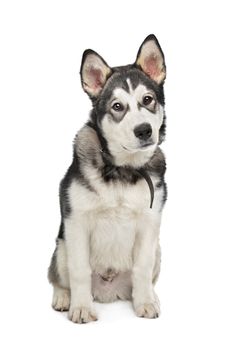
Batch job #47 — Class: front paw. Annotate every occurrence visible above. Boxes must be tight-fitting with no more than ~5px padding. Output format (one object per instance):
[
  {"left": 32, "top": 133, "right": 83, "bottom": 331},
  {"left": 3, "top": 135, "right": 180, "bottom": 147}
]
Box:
[
  {"left": 68, "top": 305, "right": 98, "bottom": 324},
  {"left": 135, "top": 302, "right": 160, "bottom": 318},
  {"left": 134, "top": 293, "right": 160, "bottom": 319}
]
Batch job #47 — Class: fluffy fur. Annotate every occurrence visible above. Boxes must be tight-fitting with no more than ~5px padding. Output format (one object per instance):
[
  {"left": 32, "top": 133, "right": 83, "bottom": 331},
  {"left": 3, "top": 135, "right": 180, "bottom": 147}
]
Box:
[{"left": 48, "top": 34, "right": 167, "bottom": 323}]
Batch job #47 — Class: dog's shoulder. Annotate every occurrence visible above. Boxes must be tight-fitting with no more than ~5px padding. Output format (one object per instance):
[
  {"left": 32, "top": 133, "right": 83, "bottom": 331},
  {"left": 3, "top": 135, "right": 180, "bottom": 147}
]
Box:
[
  {"left": 59, "top": 123, "right": 101, "bottom": 216},
  {"left": 145, "top": 147, "right": 166, "bottom": 178},
  {"left": 74, "top": 123, "right": 101, "bottom": 159}
]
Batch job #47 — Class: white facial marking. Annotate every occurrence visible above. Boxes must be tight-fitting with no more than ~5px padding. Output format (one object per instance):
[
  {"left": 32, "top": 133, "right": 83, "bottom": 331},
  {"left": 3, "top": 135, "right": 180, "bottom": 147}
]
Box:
[
  {"left": 126, "top": 78, "right": 134, "bottom": 94},
  {"left": 102, "top": 80, "right": 164, "bottom": 167}
]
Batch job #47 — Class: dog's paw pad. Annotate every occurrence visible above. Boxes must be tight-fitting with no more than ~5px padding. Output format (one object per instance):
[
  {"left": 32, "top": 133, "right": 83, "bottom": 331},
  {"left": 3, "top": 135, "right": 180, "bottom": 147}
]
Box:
[
  {"left": 68, "top": 306, "right": 98, "bottom": 324},
  {"left": 135, "top": 303, "right": 160, "bottom": 319},
  {"left": 52, "top": 289, "right": 70, "bottom": 312}
]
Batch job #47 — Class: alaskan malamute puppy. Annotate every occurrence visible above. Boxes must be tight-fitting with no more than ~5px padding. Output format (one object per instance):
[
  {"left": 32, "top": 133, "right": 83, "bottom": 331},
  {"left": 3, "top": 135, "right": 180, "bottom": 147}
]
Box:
[{"left": 48, "top": 34, "right": 167, "bottom": 323}]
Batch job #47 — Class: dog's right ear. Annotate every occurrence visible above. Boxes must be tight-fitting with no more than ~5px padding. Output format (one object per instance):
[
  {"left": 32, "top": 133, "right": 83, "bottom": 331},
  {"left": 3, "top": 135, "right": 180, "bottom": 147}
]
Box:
[{"left": 80, "top": 49, "right": 112, "bottom": 98}]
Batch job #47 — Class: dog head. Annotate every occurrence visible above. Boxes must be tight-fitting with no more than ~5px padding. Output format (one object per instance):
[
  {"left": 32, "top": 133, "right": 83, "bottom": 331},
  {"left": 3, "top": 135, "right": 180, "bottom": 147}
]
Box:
[{"left": 80, "top": 34, "right": 166, "bottom": 168}]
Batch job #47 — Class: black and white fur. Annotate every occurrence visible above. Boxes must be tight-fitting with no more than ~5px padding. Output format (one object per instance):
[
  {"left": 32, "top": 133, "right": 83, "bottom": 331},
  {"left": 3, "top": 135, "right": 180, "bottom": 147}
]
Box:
[{"left": 48, "top": 34, "right": 167, "bottom": 323}]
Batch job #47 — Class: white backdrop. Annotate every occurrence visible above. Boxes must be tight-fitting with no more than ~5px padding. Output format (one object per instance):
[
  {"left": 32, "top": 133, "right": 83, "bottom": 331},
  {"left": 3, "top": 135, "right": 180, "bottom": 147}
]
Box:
[{"left": 0, "top": 0, "right": 232, "bottom": 349}]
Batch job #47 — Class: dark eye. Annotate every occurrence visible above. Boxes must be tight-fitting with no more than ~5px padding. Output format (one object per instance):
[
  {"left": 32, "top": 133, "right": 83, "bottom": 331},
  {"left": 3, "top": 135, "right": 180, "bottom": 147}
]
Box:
[
  {"left": 112, "top": 102, "right": 124, "bottom": 112},
  {"left": 143, "top": 95, "right": 153, "bottom": 106}
]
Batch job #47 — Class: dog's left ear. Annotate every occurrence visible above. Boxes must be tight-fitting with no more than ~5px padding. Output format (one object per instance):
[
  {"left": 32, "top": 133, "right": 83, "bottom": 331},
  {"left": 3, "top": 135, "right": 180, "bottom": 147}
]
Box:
[
  {"left": 80, "top": 49, "right": 112, "bottom": 98},
  {"left": 135, "top": 34, "right": 166, "bottom": 84}
]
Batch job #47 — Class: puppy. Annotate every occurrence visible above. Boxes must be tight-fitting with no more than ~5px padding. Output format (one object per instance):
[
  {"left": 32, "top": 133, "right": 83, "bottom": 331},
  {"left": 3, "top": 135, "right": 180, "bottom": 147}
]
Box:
[{"left": 48, "top": 34, "right": 167, "bottom": 323}]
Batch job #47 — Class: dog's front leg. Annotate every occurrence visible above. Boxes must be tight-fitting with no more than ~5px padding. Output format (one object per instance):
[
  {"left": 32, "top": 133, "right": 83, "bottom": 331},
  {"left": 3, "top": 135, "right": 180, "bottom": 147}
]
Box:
[
  {"left": 65, "top": 215, "right": 97, "bottom": 323},
  {"left": 132, "top": 216, "right": 161, "bottom": 319}
]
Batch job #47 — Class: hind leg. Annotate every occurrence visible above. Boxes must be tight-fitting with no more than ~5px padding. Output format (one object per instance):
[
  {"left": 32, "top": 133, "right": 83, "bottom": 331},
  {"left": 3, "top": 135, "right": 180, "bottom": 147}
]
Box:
[
  {"left": 52, "top": 286, "right": 70, "bottom": 311},
  {"left": 48, "top": 238, "right": 70, "bottom": 311}
]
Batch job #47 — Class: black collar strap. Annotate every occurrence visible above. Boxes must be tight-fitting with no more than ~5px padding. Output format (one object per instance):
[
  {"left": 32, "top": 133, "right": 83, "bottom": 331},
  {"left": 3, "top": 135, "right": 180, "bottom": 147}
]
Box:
[{"left": 136, "top": 168, "right": 154, "bottom": 209}]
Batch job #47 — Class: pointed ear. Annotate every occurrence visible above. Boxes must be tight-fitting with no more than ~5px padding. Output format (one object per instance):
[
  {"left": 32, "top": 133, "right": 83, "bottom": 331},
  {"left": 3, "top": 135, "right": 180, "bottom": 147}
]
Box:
[
  {"left": 135, "top": 34, "right": 166, "bottom": 84},
  {"left": 80, "top": 49, "right": 112, "bottom": 98}
]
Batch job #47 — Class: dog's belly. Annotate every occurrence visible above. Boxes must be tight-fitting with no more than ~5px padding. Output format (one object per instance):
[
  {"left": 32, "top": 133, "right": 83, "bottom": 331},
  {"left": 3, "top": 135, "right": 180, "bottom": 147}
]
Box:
[{"left": 89, "top": 206, "right": 137, "bottom": 274}]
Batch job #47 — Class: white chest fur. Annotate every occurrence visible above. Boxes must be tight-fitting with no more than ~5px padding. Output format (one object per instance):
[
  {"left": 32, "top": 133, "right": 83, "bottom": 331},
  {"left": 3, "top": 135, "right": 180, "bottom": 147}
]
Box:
[{"left": 68, "top": 167, "right": 163, "bottom": 274}]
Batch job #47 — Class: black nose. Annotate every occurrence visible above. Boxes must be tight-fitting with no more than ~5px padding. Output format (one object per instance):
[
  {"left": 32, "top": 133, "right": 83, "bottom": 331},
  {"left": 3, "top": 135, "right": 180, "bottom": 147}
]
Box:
[{"left": 134, "top": 123, "right": 152, "bottom": 141}]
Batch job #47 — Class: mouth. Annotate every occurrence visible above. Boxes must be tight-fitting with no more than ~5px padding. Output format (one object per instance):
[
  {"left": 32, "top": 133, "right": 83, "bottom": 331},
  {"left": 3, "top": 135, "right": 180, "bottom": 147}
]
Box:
[
  {"left": 141, "top": 142, "right": 154, "bottom": 148},
  {"left": 121, "top": 142, "right": 155, "bottom": 153}
]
